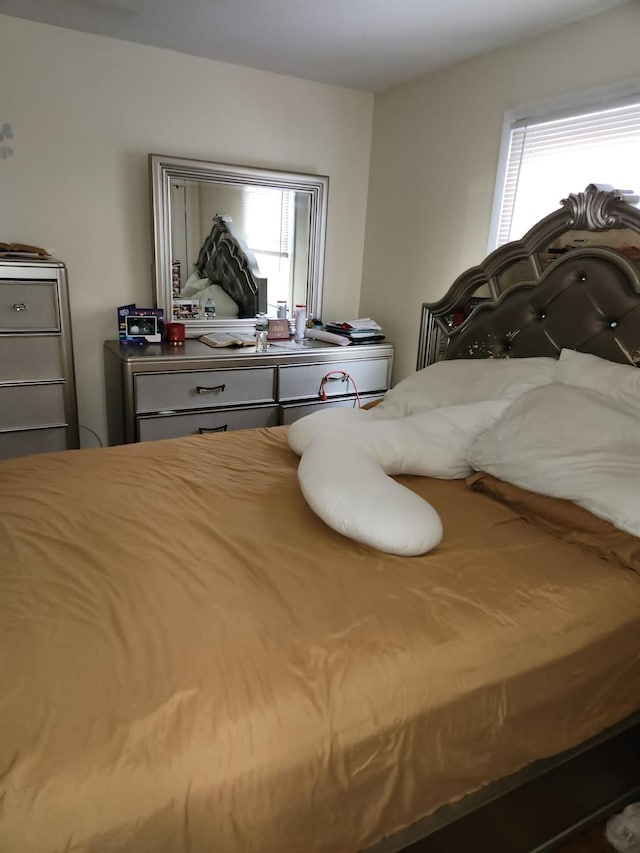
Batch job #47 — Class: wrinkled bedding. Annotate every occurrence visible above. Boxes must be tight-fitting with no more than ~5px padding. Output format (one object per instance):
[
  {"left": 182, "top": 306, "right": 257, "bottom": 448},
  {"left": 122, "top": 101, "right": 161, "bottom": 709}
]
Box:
[
  {"left": 468, "top": 472, "right": 640, "bottom": 572},
  {"left": 1, "top": 427, "right": 640, "bottom": 853},
  {"left": 288, "top": 357, "right": 558, "bottom": 555},
  {"left": 290, "top": 353, "right": 640, "bottom": 554}
]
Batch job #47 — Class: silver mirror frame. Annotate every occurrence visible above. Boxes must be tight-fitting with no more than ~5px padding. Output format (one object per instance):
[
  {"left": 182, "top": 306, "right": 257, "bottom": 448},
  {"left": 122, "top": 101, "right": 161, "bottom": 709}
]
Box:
[{"left": 149, "top": 153, "right": 329, "bottom": 335}]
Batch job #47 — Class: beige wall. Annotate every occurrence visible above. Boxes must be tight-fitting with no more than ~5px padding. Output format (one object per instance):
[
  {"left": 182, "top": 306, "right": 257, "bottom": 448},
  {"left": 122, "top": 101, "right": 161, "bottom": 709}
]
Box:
[
  {"left": 361, "top": 2, "right": 640, "bottom": 383},
  {"left": 4, "top": 6, "right": 640, "bottom": 445},
  {"left": 0, "top": 15, "right": 373, "bottom": 446}
]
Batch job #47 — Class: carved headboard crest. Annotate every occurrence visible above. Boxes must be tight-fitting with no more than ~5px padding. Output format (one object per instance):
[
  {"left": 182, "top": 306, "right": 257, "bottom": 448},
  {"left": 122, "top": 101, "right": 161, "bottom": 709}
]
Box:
[{"left": 561, "top": 184, "right": 640, "bottom": 230}]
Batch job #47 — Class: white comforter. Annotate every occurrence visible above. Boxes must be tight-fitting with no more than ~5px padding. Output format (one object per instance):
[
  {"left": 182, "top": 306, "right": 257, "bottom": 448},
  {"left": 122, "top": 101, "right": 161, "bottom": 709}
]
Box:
[
  {"left": 289, "top": 352, "right": 640, "bottom": 554},
  {"left": 288, "top": 357, "right": 556, "bottom": 555}
]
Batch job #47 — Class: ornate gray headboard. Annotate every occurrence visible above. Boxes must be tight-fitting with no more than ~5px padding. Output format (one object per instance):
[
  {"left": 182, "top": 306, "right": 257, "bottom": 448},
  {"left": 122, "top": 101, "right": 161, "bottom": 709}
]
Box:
[
  {"left": 194, "top": 215, "right": 267, "bottom": 319},
  {"left": 418, "top": 184, "right": 640, "bottom": 369}
]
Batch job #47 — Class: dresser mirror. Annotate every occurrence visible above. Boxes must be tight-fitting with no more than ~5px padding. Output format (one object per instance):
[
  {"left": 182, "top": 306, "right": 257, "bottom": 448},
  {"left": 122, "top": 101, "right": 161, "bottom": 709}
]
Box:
[{"left": 150, "top": 154, "right": 329, "bottom": 335}]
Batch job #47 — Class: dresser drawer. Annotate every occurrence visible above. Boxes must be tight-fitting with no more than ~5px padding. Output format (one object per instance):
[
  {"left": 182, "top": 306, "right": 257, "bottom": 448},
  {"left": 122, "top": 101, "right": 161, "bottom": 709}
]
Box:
[
  {"left": 0, "top": 426, "right": 68, "bottom": 460},
  {"left": 0, "top": 335, "right": 63, "bottom": 382},
  {"left": 278, "top": 357, "right": 390, "bottom": 402},
  {"left": 0, "top": 383, "right": 67, "bottom": 430},
  {"left": 134, "top": 367, "right": 277, "bottom": 414},
  {"left": 0, "top": 281, "right": 59, "bottom": 332},
  {"left": 280, "top": 393, "right": 384, "bottom": 425},
  {"left": 137, "top": 404, "right": 279, "bottom": 442}
]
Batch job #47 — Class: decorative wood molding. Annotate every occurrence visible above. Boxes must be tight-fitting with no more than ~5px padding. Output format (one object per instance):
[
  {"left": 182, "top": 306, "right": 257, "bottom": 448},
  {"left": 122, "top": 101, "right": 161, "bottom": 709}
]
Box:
[{"left": 561, "top": 184, "right": 640, "bottom": 230}]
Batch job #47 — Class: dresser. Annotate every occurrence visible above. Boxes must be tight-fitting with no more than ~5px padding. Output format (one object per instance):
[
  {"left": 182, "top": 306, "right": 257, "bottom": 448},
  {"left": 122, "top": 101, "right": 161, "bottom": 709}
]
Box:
[
  {"left": 103, "top": 339, "right": 394, "bottom": 445},
  {"left": 0, "top": 259, "right": 79, "bottom": 459}
]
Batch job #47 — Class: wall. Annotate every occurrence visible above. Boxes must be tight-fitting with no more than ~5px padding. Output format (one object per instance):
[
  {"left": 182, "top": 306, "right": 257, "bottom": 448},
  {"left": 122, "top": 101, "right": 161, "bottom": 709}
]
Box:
[
  {"left": 0, "top": 15, "right": 374, "bottom": 446},
  {"left": 361, "top": 2, "right": 640, "bottom": 383}
]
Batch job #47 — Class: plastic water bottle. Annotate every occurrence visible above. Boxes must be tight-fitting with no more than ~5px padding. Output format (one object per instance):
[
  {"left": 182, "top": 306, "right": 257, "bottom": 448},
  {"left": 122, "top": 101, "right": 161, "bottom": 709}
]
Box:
[
  {"left": 204, "top": 298, "right": 216, "bottom": 319},
  {"left": 255, "top": 312, "right": 269, "bottom": 352},
  {"left": 294, "top": 304, "right": 307, "bottom": 342}
]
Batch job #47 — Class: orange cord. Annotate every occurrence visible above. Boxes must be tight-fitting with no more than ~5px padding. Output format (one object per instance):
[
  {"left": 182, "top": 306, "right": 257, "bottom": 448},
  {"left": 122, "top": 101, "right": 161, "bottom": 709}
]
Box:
[{"left": 319, "top": 371, "right": 362, "bottom": 407}]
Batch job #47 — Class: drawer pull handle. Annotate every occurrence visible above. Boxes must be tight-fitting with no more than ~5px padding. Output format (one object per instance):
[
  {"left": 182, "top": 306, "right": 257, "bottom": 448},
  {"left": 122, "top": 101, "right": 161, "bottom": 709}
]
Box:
[
  {"left": 319, "top": 370, "right": 361, "bottom": 406},
  {"left": 196, "top": 383, "right": 226, "bottom": 395},
  {"left": 199, "top": 425, "right": 228, "bottom": 434},
  {"left": 12, "top": 302, "right": 27, "bottom": 312}
]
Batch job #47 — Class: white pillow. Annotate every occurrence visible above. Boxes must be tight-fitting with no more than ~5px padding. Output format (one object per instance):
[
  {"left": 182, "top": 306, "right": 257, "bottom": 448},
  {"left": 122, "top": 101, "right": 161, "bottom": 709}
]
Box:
[
  {"left": 296, "top": 399, "right": 510, "bottom": 555},
  {"left": 181, "top": 272, "right": 206, "bottom": 295},
  {"left": 199, "top": 284, "right": 240, "bottom": 318},
  {"left": 469, "top": 383, "right": 640, "bottom": 537},
  {"left": 288, "top": 406, "right": 370, "bottom": 456},
  {"left": 374, "top": 357, "right": 557, "bottom": 419},
  {"left": 289, "top": 357, "right": 557, "bottom": 555},
  {"left": 558, "top": 348, "right": 640, "bottom": 416},
  {"left": 335, "top": 401, "right": 511, "bottom": 477},
  {"left": 298, "top": 440, "right": 444, "bottom": 557},
  {"left": 181, "top": 275, "right": 240, "bottom": 318}
]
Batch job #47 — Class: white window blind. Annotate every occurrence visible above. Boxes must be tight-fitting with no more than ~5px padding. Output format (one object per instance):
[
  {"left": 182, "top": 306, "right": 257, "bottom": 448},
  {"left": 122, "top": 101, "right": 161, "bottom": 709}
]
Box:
[
  {"left": 241, "top": 186, "right": 294, "bottom": 307},
  {"left": 242, "top": 187, "right": 292, "bottom": 256},
  {"left": 495, "top": 98, "right": 640, "bottom": 246}
]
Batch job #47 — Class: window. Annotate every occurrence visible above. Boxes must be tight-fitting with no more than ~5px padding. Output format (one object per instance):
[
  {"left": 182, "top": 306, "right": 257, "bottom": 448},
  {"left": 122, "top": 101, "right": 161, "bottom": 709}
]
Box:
[{"left": 492, "top": 92, "right": 640, "bottom": 247}]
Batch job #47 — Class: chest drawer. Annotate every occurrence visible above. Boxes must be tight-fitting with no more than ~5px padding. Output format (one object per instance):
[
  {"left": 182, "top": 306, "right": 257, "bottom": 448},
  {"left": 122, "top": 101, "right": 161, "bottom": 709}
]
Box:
[
  {"left": 0, "top": 383, "right": 67, "bottom": 430},
  {"left": 278, "top": 357, "right": 390, "bottom": 402},
  {"left": 0, "top": 426, "right": 68, "bottom": 460},
  {"left": 0, "top": 281, "right": 59, "bottom": 332},
  {"left": 137, "top": 404, "right": 279, "bottom": 442},
  {"left": 0, "top": 335, "right": 63, "bottom": 383},
  {"left": 134, "top": 367, "right": 277, "bottom": 414}
]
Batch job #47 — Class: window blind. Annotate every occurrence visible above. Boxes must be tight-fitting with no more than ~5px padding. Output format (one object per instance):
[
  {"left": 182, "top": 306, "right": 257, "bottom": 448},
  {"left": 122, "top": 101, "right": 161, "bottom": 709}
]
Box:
[
  {"left": 242, "top": 187, "right": 292, "bottom": 256},
  {"left": 496, "top": 98, "right": 640, "bottom": 246}
]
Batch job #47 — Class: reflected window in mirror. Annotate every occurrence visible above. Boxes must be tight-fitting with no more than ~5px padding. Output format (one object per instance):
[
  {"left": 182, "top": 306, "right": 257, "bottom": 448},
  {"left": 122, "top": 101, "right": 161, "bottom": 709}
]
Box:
[{"left": 244, "top": 186, "right": 293, "bottom": 309}]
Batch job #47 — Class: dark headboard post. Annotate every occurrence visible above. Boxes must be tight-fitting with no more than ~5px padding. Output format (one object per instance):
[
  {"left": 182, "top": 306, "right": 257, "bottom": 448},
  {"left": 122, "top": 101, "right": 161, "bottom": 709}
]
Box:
[{"left": 417, "top": 185, "right": 640, "bottom": 369}]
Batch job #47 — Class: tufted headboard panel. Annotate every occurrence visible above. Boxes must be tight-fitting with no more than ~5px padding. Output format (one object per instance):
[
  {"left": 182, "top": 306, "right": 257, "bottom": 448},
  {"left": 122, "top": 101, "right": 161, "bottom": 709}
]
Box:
[
  {"left": 194, "top": 214, "right": 267, "bottom": 318},
  {"left": 418, "top": 185, "right": 640, "bottom": 368},
  {"left": 447, "top": 249, "right": 640, "bottom": 364}
]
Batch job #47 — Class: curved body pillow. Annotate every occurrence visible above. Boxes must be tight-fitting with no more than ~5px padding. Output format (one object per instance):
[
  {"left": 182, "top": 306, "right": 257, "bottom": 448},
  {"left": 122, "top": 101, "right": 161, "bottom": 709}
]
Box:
[
  {"left": 298, "top": 439, "right": 443, "bottom": 556},
  {"left": 296, "top": 400, "right": 510, "bottom": 555},
  {"left": 288, "top": 406, "right": 370, "bottom": 456}
]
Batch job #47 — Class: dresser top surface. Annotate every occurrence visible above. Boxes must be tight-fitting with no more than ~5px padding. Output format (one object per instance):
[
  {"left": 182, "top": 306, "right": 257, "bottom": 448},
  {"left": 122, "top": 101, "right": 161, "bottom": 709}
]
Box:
[
  {"left": 0, "top": 258, "right": 66, "bottom": 271},
  {"left": 104, "top": 338, "right": 394, "bottom": 369}
]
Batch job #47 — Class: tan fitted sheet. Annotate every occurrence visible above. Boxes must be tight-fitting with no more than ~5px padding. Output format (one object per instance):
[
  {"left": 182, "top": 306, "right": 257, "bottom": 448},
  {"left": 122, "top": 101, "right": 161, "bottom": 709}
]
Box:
[{"left": 1, "top": 427, "right": 639, "bottom": 852}]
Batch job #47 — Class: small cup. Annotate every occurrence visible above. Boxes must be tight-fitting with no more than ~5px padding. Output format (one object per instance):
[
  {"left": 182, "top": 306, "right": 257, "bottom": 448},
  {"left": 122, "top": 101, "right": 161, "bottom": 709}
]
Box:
[{"left": 165, "top": 322, "right": 186, "bottom": 344}]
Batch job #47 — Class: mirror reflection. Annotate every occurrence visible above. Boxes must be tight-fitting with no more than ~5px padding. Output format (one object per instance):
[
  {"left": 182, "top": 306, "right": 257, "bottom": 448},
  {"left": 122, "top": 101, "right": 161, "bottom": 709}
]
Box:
[
  {"left": 150, "top": 155, "right": 328, "bottom": 333},
  {"left": 494, "top": 258, "right": 535, "bottom": 293},
  {"left": 170, "top": 181, "right": 311, "bottom": 319}
]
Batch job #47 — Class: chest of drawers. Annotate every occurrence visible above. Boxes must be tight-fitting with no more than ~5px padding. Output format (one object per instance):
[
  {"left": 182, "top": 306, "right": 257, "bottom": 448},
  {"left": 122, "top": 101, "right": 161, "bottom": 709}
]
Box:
[
  {"left": 103, "top": 339, "right": 394, "bottom": 444},
  {"left": 0, "top": 259, "right": 79, "bottom": 459}
]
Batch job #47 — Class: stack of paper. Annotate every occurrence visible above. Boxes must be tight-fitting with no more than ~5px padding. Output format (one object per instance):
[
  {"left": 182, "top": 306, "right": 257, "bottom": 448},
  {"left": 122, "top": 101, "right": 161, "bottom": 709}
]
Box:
[{"left": 322, "top": 318, "right": 385, "bottom": 344}]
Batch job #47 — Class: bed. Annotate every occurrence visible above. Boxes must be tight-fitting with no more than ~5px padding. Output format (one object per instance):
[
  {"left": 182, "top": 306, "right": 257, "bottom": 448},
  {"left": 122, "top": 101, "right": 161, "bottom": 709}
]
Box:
[{"left": 2, "top": 185, "right": 640, "bottom": 853}]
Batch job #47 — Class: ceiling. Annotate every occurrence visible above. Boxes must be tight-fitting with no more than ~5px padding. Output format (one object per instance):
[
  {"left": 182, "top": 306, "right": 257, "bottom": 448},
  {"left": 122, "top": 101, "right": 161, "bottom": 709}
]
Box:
[{"left": 0, "top": 0, "right": 628, "bottom": 92}]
